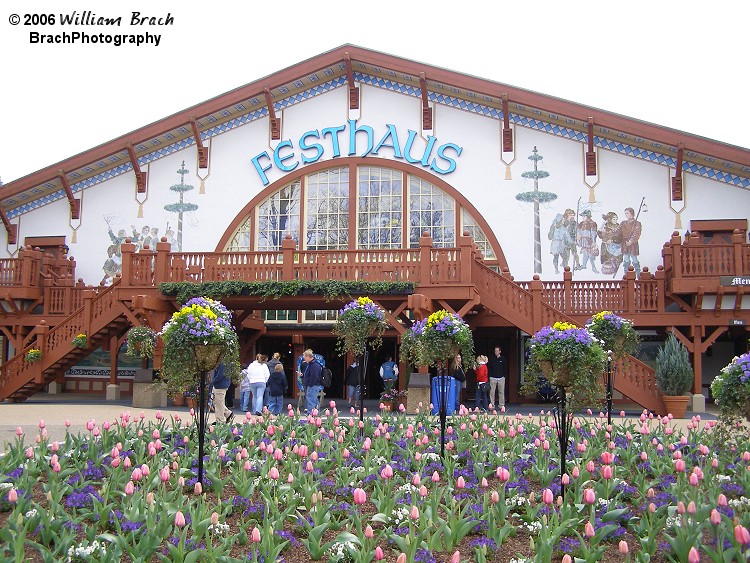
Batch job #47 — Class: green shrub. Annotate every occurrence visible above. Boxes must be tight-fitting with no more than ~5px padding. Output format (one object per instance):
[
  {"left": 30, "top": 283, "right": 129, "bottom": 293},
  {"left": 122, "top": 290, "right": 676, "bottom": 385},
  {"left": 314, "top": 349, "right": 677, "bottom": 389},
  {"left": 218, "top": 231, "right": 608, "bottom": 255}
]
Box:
[{"left": 655, "top": 334, "right": 693, "bottom": 396}]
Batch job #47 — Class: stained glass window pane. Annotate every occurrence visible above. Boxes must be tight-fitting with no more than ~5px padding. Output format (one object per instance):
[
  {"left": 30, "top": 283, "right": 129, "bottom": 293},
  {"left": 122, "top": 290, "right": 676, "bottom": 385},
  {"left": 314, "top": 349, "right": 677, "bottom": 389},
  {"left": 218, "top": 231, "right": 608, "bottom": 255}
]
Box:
[
  {"left": 256, "top": 180, "right": 301, "bottom": 251},
  {"left": 408, "top": 175, "right": 455, "bottom": 247},
  {"left": 357, "top": 166, "right": 402, "bottom": 249},
  {"left": 305, "top": 168, "right": 349, "bottom": 250}
]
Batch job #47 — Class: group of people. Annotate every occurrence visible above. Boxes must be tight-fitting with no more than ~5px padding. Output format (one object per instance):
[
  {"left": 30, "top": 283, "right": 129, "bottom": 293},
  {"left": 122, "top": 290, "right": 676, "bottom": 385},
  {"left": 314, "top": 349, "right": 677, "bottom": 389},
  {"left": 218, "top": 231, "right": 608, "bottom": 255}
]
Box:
[
  {"left": 548, "top": 206, "right": 642, "bottom": 276},
  {"left": 472, "top": 346, "right": 507, "bottom": 411}
]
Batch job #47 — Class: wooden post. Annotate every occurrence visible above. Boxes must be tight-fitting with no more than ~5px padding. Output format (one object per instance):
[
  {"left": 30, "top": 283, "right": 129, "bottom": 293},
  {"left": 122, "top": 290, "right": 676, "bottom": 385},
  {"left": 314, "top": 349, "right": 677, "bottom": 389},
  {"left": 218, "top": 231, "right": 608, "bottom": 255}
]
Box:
[
  {"left": 670, "top": 231, "right": 683, "bottom": 279},
  {"left": 563, "top": 267, "right": 572, "bottom": 313},
  {"left": 458, "top": 230, "right": 474, "bottom": 284},
  {"left": 691, "top": 327, "right": 702, "bottom": 395},
  {"left": 732, "top": 229, "right": 744, "bottom": 275},
  {"left": 624, "top": 267, "right": 636, "bottom": 315},
  {"left": 33, "top": 321, "right": 49, "bottom": 385},
  {"left": 109, "top": 333, "right": 119, "bottom": 386},
  {"left": 655, "top": 266, "right": 666, "bottom": 312},
  {"left": 282, "top": 235, "right": 296, "bottom": 281},
  {"left": 119, "top": 238, "right": 137, "bottom": 288},
  {"left": 419, "top": 232, "right": 433, "bottom": 285},
  {"left": 530, "top": 275, "right": 544, "bottom": 333},
  {"left": 82, "top": 289, "right": 95, "bottom": 336},
  {"left": 154, "top": 237, "right": 171, "bottom": 285}
]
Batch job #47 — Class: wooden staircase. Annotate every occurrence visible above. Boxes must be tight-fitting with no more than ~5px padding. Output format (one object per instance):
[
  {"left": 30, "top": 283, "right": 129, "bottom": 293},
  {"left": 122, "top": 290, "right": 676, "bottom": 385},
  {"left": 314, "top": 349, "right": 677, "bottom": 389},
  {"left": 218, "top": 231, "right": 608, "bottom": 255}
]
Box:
[
  {"left": 471, "top": 261, "right": 663, "bottom": 413},
  {"left": 0, "top": 281, "right": 135, "bottom": 402}
]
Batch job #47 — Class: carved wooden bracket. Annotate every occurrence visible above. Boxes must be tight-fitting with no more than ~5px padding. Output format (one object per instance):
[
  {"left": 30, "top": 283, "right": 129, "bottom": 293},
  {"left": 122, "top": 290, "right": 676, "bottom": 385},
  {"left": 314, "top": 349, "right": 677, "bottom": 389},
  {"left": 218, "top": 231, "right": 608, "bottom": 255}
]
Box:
[
  {"left": 58, "top": 171, "right": 81, "bottom": 220},
  {"left": 126, "top": 144, "right": 147, "bottom": 193},
  {"left": 420, "top": 73, "right": 432, "bottom": 130},
  {"left": 672, "top": 143, "right": 684, "bottom": 201},
  {"left": 502, "top": 94, "right": 513, "bottom": 152},
  {"left": 0, "top": 207, "right": 17, "bottom": 245},
  {"left": 345, "top": 52, "right": 359, "bottom": 110},
  {"left": 190, "top": 118, "right": 208, "bottom": 169},
  {"left": 586, "top": 117, "right": 597, "bottom": 176},
  {"left": 264, "top": 87, "right": 281, "bottom": 140}
]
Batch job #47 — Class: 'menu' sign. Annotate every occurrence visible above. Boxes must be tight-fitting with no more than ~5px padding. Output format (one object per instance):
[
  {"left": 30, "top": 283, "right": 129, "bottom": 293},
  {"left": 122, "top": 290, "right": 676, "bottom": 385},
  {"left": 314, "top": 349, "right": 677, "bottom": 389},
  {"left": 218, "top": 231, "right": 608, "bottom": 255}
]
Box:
[{"left": 251, "top": 120, "right": 463, "bottom": 185}]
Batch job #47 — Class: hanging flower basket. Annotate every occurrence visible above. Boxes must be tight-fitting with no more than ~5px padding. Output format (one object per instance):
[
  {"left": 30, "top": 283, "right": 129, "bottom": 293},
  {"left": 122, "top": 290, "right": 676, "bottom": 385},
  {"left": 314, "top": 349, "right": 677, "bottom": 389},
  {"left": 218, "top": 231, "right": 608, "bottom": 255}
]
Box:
[
  {"left": 159, "top": 297, "right": 241, "bottom": 399},
  {"left": 25, "top": 349, "right": 42, "bottom": 363},
  {"left": 71, "top": 334, "right": 88, "bottom": 348},
  {"left": 332, "top": 297, "right": 389, "bottom": 357},
  {"left": 126, "top": 326, "right": 156, "bottom": 359},
  {"left": 400, "top": 310, "right": 474, "bottom": 370},
  {"left": 523, "top": 321, "right": 607, "bottom": 409},
  {"left": 586, "top": 311, "right": 639, "bottom": 360},
  {"left": 711, "top": 352, "right": 750, "bottom": 423}
]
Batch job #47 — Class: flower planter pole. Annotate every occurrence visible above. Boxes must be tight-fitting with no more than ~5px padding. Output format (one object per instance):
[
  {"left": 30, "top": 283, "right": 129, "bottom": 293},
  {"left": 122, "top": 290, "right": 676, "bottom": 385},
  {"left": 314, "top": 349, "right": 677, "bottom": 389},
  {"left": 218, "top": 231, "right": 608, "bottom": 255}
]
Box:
[
  {"left": 193, "top": 343, "right": 224, "bottom": 486},
  {"left": 357, "top": 348, "right": 370, "bottom": 435},
  {"left": 435, "top": 368, "right": 450, "bottom": 459},
  {"left": 553, "top": 386, "right": 573, "bottom": 502},
  {"left": 605, "top": 352, "right": 614, "bottom": 425}
]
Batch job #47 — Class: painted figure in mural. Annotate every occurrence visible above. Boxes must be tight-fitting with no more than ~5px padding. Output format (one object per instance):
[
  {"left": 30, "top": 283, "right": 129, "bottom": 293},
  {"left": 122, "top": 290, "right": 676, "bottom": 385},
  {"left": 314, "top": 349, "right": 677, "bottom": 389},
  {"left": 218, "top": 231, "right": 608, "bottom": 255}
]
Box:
[
  {"left": 164, "top": 226, "right": 177, "bottom": 251},
  {"left": 143, "top": 227, "right": 159, "bottom": 249},
  {"left": 101, "top": 220, "right": 127, "bottom": 285},
  {"left": 131, "top": 225, "right": 150, "bottom": 250},
  {"left": 549, "top": 208, "right": 576, "bottom": 274},
  {"left": 620, "top": 206, "right": 642, "bottom": 273},
  {"left": 598, "top": 212, "right": 623, "bottom": 276},
  {"left": 576, "top": 210, "right": 599, "bottom": 273}
]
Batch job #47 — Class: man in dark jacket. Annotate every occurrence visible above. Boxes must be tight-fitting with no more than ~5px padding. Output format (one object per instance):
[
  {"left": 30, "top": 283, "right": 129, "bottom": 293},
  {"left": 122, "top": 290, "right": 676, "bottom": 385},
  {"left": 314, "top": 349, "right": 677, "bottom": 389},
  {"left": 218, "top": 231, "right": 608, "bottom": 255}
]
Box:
[
  {"left": 266, "top": 362, "right": 288, "bottom": 415},
  {"left": 211, "top": 363, "right": 233, "bottom": 423},
  {"left": 487, "top": 346, "right": 507, "bottom": 409},
  {"left": 301, "top": 349, "right": 323, "bottom": 414}
]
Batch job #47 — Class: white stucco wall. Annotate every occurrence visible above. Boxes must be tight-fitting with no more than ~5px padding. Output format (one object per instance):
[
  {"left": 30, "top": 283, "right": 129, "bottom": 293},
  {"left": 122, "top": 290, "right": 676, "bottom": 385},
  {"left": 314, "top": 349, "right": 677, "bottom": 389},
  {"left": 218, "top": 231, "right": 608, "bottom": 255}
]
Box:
[{"left": 2, "top": 79, "right": 748, "bottom": 285}]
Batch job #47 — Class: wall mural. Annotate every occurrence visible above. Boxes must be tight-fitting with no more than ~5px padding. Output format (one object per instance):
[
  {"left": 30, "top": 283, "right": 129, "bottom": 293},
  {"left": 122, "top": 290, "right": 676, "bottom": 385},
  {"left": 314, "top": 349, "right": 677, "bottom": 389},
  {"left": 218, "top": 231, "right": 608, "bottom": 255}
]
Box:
[
  {"left": 518, "top": 146, "right": 646, "bottom": 277},
  {"left": 99, "top": 162, "right": 189, "bottom": 285}
]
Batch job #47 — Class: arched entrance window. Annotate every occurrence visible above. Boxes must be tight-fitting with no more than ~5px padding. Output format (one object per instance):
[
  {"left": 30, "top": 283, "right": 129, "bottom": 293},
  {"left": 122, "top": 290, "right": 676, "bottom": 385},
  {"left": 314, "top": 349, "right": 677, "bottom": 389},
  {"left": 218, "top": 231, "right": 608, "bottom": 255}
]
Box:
[{"left": 221, "top": 161, "right": 503, "bottom": 268}]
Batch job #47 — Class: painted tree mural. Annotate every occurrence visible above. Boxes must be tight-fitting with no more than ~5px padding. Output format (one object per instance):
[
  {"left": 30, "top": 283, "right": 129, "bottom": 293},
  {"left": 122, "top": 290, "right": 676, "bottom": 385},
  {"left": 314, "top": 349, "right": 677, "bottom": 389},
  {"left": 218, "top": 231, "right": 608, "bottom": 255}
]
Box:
[
  {"left": 516, "top": 146, "right": 557, "bottom": 274},
  {"left": 164, "top": 161, "right": 198, "bottom": 252}
]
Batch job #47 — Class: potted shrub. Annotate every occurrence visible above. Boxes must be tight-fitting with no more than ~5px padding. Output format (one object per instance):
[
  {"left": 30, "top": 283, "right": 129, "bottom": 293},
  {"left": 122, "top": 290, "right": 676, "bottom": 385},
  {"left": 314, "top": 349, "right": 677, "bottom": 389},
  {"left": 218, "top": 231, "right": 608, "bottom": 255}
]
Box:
[
  {"left": 332, "top": 296, "right": 389, "bottom": 357},
  {"left": 655, "top": 333, "right": 693, "bottom": 418},
  {"left": 710, "top": 351, "right": 750, "bottom": 423}
]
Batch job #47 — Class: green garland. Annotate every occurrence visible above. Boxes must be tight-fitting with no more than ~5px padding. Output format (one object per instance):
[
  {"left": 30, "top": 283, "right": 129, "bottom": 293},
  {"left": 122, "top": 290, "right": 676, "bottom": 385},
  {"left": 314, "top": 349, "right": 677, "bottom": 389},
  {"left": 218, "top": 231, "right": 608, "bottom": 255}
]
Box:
[{"left": 159, "top": 280, "right": 415, "bottom": 304}]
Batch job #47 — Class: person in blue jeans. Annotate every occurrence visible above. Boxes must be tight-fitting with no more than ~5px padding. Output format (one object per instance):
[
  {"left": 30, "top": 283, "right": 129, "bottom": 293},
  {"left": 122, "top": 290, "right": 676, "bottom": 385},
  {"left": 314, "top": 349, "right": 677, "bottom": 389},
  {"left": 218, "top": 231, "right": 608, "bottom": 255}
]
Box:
[
  {"left": 452, "top": 354, "right": 466, "bottom": 412},
  {"left": 211, "top": 363, "right": 233, "bottom": 424},
  {"left": 266, "top": 362, "right": 288, "bottom": 415},
  {"left": 301, "top": 349, "right": 323, "bottom": 414}
]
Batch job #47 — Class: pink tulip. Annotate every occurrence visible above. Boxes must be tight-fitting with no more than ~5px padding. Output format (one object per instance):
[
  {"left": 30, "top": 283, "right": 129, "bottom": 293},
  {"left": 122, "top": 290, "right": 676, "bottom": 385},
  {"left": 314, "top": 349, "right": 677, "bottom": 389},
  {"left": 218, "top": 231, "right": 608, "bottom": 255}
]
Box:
[
  {"left": 688, "top": 547, "right": 700, "bottom": 563},
  {"left": 160, "top": 467, "right": 170, "bottom": 482},
  {"left": 490, "top": 491, "right": 500, "bottom": 504},
  {"left": 124, "top": 481, "right": 135, "bottom": 495},
  {"left": 251, "top": 527, "right": 261, "bottom": 543},
  {"left": 374, "top": 546, "right": 384, "bottom": 560},
  {"left": 412, "top": 473, "right": 421, "bottom": 487},
  {"left": 456, "top": 476, "right": 466, "bottom": 489},
  {"left": 52, "top": 462, "right": 61, "bottom": 473},
  {"left": 586, "top": 461, "right": 595, "bottom": 473},
  {"left": 174, "top": 511, "right": 186, "bottom": 527},
  {"left": 410, "top": 505, "right": 419, "bottom": 520},
  {"left": 194, "top": 482, "right": 203, "bottom": 495},
  {"left": 25, "top": 447, "right": 34, "bottom": 459},
  {"left": 674, "top": 459, "right": 686, "bottom": 472},
  {"left": 718, "top": 494, "right": 728, "bottom": 506},
  {"left": 602, "top": 465, "right": 613, "bottom": 480},
  {"left": 7, "top": 488, "right": 18, "bottom": 503},
  {"left": 396, "top": 554, "right": 407, "bottom": 563},
  {"left": 381, "top": 464, "right": 394, "bottom": 479},
  {"left": 710, "top": 509, "right": 721, "bottom": 526},
  {"left": 735, "top": 525, "right": 750, "bottom": 545},
  {"left": 677, "top": 501, "right": 686, "bottom": 514},
  {"left": 431, "top": 471, "right": 440, "bottom": 483},
  {"left": 618, "top": 540, "right": 629, "bottom": 554},
  {"left": 583, "top": 488, "right": 596, "bottom": 505},
  {"left": 562, "top": 555, "right": 572, "bottom": 563},
  {"left": 584, "top": 521, "right": 595, "bottom": 538},
  {"left": 15, "top": 427, "right": 23, "bottom": 436},
  {"left": 687, "top": 501, "right": 697, "bottom": 514},
  {"left": 496, "top": 467, "right": 509, "bottom": 482},
  {"left": 561, "top": 473, "right": 570, "bottom": 485},
  {"left": 689, "top": 473, "right": 699, "bottom": 487},
  {"left": 451, "top": 551, "right": 460, "bottom": 563},
  {"left": 353, "top": 488, "right": 367, "bottom": 505},
  {"left": 268, "top": 467, "right": 280, "bottom": 481},
  {"left": 572, "top": 466, "right": 580, "bottom": 478},
  {"left": 419, "top": 485, "right": 428, "bottom": 497}
]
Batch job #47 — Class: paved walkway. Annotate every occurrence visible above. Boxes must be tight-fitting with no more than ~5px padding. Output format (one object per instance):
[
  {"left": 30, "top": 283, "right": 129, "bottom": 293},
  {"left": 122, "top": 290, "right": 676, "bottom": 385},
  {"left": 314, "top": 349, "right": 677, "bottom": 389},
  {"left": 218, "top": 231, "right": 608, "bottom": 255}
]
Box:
[{"left": 1, "top": 393, "right": 718, "bottom": 449}]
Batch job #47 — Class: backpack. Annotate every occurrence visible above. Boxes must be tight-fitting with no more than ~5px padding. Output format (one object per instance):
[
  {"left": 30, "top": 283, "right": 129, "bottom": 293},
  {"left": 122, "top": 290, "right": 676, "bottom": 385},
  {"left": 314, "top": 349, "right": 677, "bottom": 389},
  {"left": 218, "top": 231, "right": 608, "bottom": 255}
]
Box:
[{"left": 321, "top": 367, "right": 333, "bottom": 388}]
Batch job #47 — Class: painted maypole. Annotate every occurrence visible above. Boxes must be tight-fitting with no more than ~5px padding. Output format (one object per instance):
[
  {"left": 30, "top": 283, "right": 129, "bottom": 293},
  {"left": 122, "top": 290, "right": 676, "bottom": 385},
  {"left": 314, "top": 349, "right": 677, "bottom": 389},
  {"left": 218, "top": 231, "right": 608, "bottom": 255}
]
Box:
[
  {"left": 516, "top": 146, "right": 557, "bottom": 274},
  {"left": 164, "top": 161, "right": 198, "bottom": 251}
]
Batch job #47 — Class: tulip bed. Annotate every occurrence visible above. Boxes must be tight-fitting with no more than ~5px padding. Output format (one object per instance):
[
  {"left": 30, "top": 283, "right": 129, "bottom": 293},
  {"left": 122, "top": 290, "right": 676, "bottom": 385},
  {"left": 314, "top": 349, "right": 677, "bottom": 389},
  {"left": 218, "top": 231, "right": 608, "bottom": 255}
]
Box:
[{"left": 1, "top": 404, "right": 749, "bottom": 562}]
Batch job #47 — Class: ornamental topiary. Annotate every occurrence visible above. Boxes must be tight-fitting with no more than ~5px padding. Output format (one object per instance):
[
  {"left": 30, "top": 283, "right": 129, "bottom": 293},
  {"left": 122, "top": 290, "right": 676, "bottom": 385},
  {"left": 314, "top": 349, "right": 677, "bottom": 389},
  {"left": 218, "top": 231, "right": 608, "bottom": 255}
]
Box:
[{"left": 655, "top": 334, "right": 693, "bottom": 396}]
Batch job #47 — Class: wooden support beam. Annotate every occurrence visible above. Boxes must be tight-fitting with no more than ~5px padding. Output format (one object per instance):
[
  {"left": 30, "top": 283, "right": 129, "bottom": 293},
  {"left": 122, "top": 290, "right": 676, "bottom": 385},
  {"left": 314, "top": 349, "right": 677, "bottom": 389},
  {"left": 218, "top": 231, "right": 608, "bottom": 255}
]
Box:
[
  {"left": 586, "top": 117, "right": 597, "bottom": 176},
  {"left": 57, "top": 171, "right": 81, "bottom": 220},
  {"left": 736, "top": 287, "right": 745, "bottom": 312},
  {"left": 264, "top": 87, "right": 281, "bottom": 140},
  {"left": 501, "top": 94, "right": 513, "bottom": 152},
  {"left": 420, "top": 73, "right": 433, "bottom": 130},
  {"left": 344, "top": 52, "right": 359, "bottom": 110},
  {"left": 0, "top": 207, "right": 17, "bottom": 245},
  {"left": 190, "top": 118, "right": 208, "bottom": 169},
  {"left": 672, "top": 143, "right": 684, "bottom": 201},
  {"left": 126, "top": 144, "right": 147, "bottom": 193}
]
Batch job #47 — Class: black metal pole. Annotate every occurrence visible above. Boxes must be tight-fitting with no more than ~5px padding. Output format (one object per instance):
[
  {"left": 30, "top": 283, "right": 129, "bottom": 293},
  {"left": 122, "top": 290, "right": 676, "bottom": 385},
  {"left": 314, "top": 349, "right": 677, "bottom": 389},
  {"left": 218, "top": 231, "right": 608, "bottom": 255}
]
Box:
[
  {"left": 197, "top": 370, "right": 207, "bottom": 485},
  {"left": 606, "top": 355, "right": 613, "bottom": 426},
  {"left": 554, "top": 387, "right": 571, "bottom": 502}
]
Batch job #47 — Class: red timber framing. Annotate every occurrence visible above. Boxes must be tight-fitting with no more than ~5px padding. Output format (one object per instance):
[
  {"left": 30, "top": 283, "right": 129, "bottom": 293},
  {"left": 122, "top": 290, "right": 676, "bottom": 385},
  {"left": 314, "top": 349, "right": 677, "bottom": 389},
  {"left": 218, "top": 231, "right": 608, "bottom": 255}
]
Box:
[{"left": 0, "top": 225, "right": 748, "bottom": 410}]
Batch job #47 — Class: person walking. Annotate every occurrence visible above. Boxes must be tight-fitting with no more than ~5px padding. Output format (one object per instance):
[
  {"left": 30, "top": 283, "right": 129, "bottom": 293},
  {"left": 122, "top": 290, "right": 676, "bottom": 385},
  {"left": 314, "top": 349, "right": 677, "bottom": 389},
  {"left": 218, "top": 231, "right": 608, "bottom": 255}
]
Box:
[
  {"left": 266, "top": 363, "right": 288, "bottom": 415},
  {"left": 452, "top": 354, "right": 466, "bottom": 412},
  {"left": 487, "top": 346, "right": 507, "bottom": 409},
  {"left": 265, "top": 352, "right": 282, "bottom": 410},
  {"left": 239, "top": 366, "right": 251, "bottom": 413},
  {"left": 345, "top": 360, "right": 360, "bottom": 404},
  {"left": 210, "top": 363, "right": 233, "bottom": 424},
  {"left": 246, "top": 354, "right": 270, "bottom": 415},
  {"left": 474, "top": 355, "right": 489, "bottom": 411},
  {"left": 379, "top": 356, "right": 399, "bottom": 392},
  {"left": 301, "top": 349, "right": 324, "bottom": 414}
]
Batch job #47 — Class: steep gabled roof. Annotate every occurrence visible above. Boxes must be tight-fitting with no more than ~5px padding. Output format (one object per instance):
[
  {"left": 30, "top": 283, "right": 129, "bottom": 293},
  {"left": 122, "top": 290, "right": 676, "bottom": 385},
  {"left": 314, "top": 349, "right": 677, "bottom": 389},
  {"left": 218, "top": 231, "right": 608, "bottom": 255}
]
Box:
[{"left": 2, "top": 44, "right": 749, "bottom": 228}]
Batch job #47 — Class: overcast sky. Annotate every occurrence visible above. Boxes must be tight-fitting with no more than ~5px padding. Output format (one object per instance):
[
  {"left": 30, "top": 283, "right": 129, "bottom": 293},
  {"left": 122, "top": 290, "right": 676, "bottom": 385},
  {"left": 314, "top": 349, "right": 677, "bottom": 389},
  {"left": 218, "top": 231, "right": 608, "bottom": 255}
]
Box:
[{"left": 1, "top": 0, "right": 748, "bottom": 184}]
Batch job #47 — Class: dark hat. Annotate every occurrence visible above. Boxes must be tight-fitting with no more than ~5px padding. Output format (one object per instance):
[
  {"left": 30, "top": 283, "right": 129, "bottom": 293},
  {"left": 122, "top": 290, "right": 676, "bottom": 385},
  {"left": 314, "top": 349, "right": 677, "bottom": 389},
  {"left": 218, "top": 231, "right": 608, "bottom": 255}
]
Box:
[{"left": 581, "top": 210, "right": 592, "bottom": 217}]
